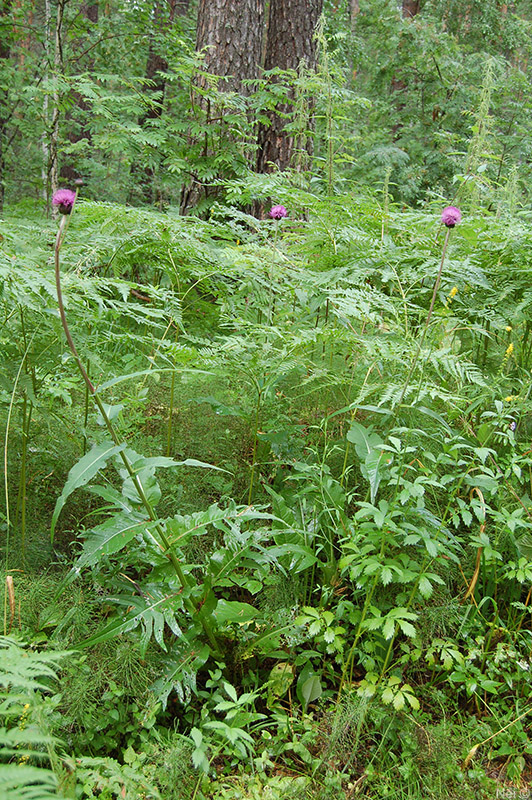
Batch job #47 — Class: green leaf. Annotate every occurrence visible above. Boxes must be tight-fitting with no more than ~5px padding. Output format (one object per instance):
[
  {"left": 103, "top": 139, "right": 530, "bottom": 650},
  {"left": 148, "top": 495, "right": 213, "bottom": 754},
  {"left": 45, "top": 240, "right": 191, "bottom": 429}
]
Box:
[
  {"left": 299, "top": 674, "right": 322, "bottom": 712},
  {"left": 213, "top": 600, "right": 259, "bottom": 625},
  {"left": 77, "top": 593, "right": 180, "bottom": 650},
  {"left": 347, "top": 420, "right": 383, "bottom": 459},
  {"left": 267, "top": 662, "right": 295, "bottom": 707},
  {"left": 50, "top": 442, "right": 126, "bottom": 542},
  {"left": 75, "top": 511, "right": 147, "bottom": 570}
]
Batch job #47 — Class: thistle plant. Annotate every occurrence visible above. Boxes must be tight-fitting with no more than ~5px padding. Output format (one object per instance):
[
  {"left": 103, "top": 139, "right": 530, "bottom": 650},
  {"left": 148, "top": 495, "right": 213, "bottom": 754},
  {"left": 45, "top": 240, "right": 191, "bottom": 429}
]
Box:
[
  {"left": 267, "top": 204, "right": 287, "bottom": 324},
  {"left": 397, "top": 205, "right": 462, "bottom": 406},
  {"left": 52, "top": 189, "right": 221, "bottom": 655}
]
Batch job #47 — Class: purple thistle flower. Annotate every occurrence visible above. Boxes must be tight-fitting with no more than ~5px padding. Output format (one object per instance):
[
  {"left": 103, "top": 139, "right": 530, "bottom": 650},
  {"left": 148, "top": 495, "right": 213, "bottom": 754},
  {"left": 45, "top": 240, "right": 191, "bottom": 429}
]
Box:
[
  {"left": 52, "top": 189, "right": 76, "bottom": 215},
  {"left": 269, "top": 205, "right": 288, "bottom": 220},
  {"left": 441, "top": 206, "right": 461, "bottom": 228}
]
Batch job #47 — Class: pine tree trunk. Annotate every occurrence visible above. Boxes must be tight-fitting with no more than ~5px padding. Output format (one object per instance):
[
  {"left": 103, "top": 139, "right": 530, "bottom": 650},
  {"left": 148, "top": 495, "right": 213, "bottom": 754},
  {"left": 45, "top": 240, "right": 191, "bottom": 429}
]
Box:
[
  {"left": 195, "top": 0, "right": 264, "bottom": 95},
  {"left": 0, "top": 0, "right": 12, "bottom": 212},
  {"left": 256, "top": 0, "right": 323, "bottom": 174},
  {"left": 402, "top": 0, "right": 419, "bottom": 17},
  {"left": 181, "top": 0, "right": 265, "bottom": 213}
]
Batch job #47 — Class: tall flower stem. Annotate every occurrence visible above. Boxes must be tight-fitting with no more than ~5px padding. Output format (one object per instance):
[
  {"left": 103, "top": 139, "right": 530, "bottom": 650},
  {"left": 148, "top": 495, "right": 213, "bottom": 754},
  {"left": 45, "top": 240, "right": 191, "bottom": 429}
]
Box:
[
  {"left": 268, "top": 221, "right": 279, "bottom": 324},
  {"left": 54, "top": 212, "right": 221, "bottom": 656},
  {"left": 247, "top": 384, "right": 262, "bottom": 505},
  {"left": 397, "top": 226, "right": 452, "bottom": 407}
]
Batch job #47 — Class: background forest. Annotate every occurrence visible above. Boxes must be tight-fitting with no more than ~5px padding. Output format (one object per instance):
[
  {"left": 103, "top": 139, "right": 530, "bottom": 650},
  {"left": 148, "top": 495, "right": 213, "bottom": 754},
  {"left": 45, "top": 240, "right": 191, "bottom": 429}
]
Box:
[{"left": 3, "top": 1, "right": 532, "bottom": 798}]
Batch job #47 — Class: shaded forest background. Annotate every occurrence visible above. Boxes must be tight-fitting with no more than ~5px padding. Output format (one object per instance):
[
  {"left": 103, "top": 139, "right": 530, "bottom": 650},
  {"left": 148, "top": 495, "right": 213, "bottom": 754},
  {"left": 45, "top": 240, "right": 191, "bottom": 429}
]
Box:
[
  {"left": 4, "top": 3, "right": 532, "bottom": 800},
  {"left": 1, "top": 0, "right": 532, "bottom": 213}
]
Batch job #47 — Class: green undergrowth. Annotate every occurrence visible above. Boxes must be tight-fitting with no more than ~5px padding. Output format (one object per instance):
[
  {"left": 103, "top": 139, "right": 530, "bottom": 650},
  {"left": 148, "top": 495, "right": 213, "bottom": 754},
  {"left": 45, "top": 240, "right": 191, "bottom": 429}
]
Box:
[{"left": 2, "top": 190, "right": 532, "bottom": 798}]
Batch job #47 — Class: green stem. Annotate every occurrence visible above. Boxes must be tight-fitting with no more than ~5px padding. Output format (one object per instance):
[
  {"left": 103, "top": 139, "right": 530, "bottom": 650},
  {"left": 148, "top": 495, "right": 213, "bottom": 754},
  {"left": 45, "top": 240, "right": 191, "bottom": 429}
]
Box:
[
  {"left": 166, "top": 368, "right": 176, "bottom": 457},
  {"left": 268, "top": 222, "right": 279, "bottom": 324},
  {"left": 247, "top": 388, "right": 262, "bottom": 505},
  {"left": 16, "top": 396, "right": 32, "bottom": 565},
  {"left": 397, "top": 227, "right": 452, "bottom": 407},
  {"left": 54, "top": 211, "right": 221, "bottom": 656},
  {"left": 82, "top": 360, "right": 90, "bottom": 455},
  {"left": 166, "top": 323, "right": 179, "bottom": 457}
]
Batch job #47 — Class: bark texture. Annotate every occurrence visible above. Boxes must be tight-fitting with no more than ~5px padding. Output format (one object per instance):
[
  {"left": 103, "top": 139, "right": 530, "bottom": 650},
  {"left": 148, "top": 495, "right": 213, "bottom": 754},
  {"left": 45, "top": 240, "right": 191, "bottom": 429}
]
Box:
[
  {"left": 402, "top": 0, "right": 420, "bottom": 18},
  {"left": 195, "top": 0, "right": 265, "bottom": 94},
  {"left": 0, "top": 0, "right": 12, "bottom": 211},
  {"left": 256, "top": 0, "right": 323, "bottom": 173}
]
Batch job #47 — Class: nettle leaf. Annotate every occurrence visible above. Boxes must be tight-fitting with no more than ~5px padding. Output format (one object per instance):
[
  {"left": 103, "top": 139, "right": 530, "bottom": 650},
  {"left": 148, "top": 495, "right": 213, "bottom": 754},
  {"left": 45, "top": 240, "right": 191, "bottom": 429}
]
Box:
[{"left": 51, "top": 441, "right": 126, "bottom": 541}]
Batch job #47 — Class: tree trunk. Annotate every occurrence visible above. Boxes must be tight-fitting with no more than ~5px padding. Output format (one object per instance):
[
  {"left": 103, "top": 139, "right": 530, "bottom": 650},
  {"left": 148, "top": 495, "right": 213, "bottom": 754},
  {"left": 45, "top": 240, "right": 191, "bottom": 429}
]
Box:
[
  {"left": 60, "top": 2, "right": 99, "bottom": 185},
  {"left": 47, "top": 0, "right": 66, "bottom": 211},
  {"left": 195, "top": 0, "right": 265, "bottom": 95},
  {"left": 256, "top": 0, "right": 323, "bottom": 174},
  {"left": 402, "top": 0, "right": 419, "bottom": 17},
  {"left": 180, "top": 0, "right": 265, "bottom": 213},
  {"left": 0, "top": 0, "right": 12, "bottom": 212},
  {"left": 350, "top": 0, "right": 360, "bottom": 32}
]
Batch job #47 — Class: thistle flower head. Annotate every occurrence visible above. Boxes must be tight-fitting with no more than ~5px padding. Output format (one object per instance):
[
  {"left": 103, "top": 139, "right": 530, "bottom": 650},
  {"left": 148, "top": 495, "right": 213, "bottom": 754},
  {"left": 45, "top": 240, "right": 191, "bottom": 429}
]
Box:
[
  {"left": 269, "top": 204, "right": 288, "bottom": 220},
  {"left": 441, "top": 206, "right": 461, "bottom": 228},
  {"left": 52, "top": 189, "right": 76, "bottom": 215}
]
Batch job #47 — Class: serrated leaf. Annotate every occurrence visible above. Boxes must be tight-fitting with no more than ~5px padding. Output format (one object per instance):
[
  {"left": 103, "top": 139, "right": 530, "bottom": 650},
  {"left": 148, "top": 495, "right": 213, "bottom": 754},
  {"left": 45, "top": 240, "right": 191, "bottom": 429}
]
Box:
[{"left": 393, "top": 691, "right": 405, "bottom": 711}]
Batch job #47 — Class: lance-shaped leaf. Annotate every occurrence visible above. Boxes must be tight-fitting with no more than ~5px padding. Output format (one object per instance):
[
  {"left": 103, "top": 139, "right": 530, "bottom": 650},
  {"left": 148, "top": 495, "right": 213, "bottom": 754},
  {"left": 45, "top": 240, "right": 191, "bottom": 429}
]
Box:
[
  {"left": 77, "top": 592, "right": 183, "bottom": 651},
  {"left": 51, "top": 442, "right": 126, "bottom": 542},
  {"left": 75, "top": 510, "right": 149, "bottom": 570}
]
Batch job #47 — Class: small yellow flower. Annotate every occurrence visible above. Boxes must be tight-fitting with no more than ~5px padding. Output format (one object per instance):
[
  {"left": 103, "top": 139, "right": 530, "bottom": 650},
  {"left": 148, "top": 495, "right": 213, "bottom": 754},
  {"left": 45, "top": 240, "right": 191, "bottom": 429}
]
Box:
[
  {"left": 449, "top": 286, "right": 458, "bottom": 299},
  {"left": 505, "top": 396, "right": 516, "bottom": 402},
  {"left": 505, "top": 343, "right": 514, "bottom": 357},
  {"left": 505, "top": 325, "right": 512, "bottom": 332}
]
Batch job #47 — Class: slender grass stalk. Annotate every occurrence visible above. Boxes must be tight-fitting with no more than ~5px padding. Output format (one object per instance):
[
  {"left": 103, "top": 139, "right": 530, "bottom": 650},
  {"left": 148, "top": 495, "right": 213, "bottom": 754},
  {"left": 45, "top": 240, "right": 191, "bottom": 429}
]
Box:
[
  {"left": 15, "top": 395, "right": 32, "bottom": 564},
  {"left": 54, "top": 205, "right": 221, "bottom": 656},
  {"left": 166, "top": 363, "right": 177, "bottom": 458},
  {"left": 268, "top": 220, "right": 279, "bottom": 324},
  {"left": 397, "top": 225, "right": 453, "bottom": 407},
  {"left": 3, "top": 334, "right": 35, "bottom": 571},
  {"left": 247, "top": 385, "right": 262, "bottom": 505}
]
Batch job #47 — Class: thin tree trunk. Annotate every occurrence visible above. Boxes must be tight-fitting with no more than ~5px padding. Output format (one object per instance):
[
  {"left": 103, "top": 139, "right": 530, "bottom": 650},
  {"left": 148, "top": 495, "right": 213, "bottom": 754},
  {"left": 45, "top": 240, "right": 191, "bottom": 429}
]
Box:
[
  {"left": 60, "top": 2, "right": 99, "bottom": 184},
  {"left": 256, "top": 0, "right": 323, "bottom": 174},
  {"left": 47, "top": 0, "right": 66, "bottom": 211},
  {"left": 42, "top": 0, "right": 51, "bottom": 209},
  {"left": 402, "top": 0, "right": 419, "bottom": 17},
  {"left": 350, "top": 0, "right": 359, "bottom": 32},
  {"left": 0, "top": 0, "right": 12, "bottom": 212}
]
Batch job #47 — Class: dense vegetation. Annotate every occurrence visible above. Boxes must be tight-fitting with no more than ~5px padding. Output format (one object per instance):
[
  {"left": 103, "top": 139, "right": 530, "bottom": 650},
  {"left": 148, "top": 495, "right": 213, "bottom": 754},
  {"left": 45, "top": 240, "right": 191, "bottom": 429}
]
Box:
[{"left": 2, "top": 1, "right": 532, "bottom": 799}]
